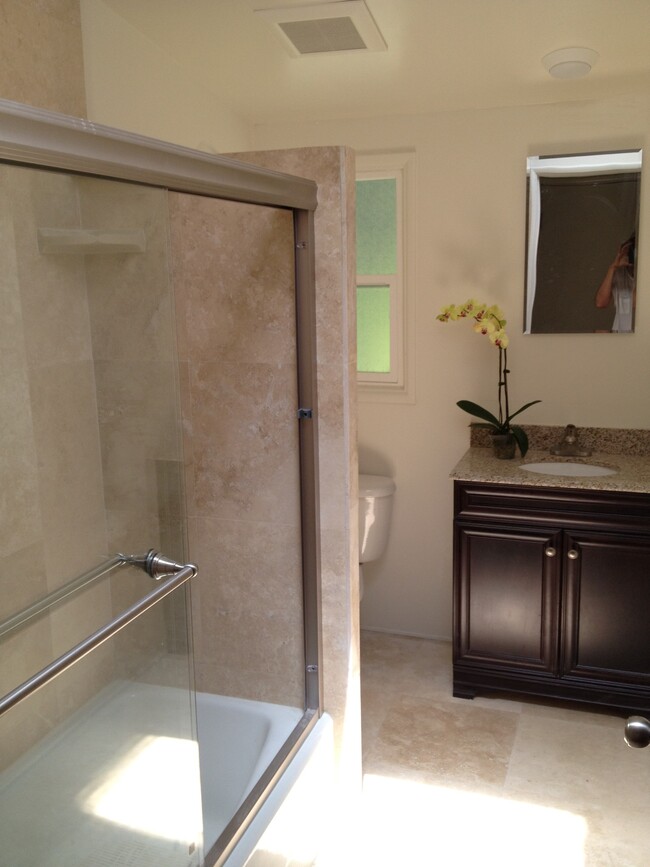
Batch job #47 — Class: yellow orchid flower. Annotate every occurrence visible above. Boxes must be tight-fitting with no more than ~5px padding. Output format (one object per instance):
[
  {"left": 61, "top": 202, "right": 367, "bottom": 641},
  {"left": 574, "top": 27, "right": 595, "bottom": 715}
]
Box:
[
  {"left": 458, "top": 298, "right": 481, "bottom": 318},
  {"left": 436, "top": 304, "right": 459, "bottom": 322},
  {"left": 435, "top": 298, "right": 541, "bottom": 456},
  {"left": 473, "top": 320, "right": 496, "bottom": 336},
  {"left": 489, "top": 329, "right": 509, "bottom": 349}
]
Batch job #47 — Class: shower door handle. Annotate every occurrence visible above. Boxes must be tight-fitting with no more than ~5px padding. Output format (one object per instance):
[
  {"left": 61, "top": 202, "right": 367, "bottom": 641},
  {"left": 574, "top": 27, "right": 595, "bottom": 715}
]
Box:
[{"left": 624, "top": 716, "right": 650, "bottom": 748}]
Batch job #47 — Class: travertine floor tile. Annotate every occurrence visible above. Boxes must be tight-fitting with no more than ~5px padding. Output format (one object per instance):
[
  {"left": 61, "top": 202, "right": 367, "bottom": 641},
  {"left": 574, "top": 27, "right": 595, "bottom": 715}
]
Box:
[
  {"left": 365, "top": 694, "right": 518, "bottom": 790},
  {"left": 359, "top": 629, "right": 650, "bottom": 867}
]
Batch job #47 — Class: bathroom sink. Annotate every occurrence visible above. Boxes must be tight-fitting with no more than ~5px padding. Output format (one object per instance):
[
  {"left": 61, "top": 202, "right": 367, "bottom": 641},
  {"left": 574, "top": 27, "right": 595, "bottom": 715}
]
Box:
[{"left": 520, "top": 461, "right": 617, "bottom": 477}]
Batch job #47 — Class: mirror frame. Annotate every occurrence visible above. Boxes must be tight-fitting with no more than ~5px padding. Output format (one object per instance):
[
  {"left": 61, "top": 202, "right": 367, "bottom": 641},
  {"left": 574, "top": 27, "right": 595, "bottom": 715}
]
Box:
[{"left": 525, "top": 149, "right": 642, "bottom": 334}]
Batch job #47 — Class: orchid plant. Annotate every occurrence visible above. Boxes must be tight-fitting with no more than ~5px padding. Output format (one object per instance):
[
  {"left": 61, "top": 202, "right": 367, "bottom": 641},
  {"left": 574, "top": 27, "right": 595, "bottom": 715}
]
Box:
[{"left": 436, "top": 299, "right": 540, "bottom": 457}]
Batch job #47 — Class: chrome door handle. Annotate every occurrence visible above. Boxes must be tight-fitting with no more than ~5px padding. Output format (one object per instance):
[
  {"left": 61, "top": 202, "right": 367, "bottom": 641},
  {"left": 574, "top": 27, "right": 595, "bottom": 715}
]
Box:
[
  {"left": 567, "top": 549, "right": 579, "bottom": 560},
  {"left": 545, "top": 547, "right": 557, "bottom": 558},
  {"left": 625, "top": 716, "right": 650, "bottom": 748}
]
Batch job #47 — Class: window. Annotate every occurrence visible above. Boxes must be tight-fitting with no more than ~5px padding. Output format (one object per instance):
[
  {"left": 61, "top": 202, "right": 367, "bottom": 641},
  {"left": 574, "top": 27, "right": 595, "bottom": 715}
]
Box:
[{"left": 356, "top": 152, "right": 413, "bottom": 397}]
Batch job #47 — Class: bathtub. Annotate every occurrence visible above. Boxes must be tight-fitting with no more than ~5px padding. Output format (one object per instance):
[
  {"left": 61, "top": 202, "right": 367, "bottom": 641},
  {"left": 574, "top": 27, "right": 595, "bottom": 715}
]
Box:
[{"left": 0, "top": 679, "right": 333, "bottom": 867}]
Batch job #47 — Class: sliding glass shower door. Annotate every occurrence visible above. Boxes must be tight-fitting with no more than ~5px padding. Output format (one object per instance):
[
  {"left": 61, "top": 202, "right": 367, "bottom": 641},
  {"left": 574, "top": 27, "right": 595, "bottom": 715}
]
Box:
[{"left": 0, "top": 164, "right": 202, "bottom": 866}]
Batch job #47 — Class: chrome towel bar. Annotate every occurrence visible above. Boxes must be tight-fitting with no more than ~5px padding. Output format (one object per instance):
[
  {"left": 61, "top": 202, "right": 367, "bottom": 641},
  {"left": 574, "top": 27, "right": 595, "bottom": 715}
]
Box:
[
  {"left": 0, "top": 553, "right": 197, "bottom": 718},
  {"left": 0, "top": 549, "right": 188, "bottom": 640}
]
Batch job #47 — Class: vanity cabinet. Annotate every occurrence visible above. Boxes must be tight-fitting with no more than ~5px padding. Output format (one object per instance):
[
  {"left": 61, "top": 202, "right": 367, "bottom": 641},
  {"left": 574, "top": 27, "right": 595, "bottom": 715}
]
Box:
[{"left": 453, "top": 481, "right": 650, "bottom": 713}]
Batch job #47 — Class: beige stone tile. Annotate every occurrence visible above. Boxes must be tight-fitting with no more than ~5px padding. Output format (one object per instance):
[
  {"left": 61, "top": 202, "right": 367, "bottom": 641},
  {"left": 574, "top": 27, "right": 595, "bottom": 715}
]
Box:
[
  {"left": 581, "top": 802, "right": 650, "bottom": 866},
  {"left": 505, "top": 711, "right": 647, "bottom": 808},
  {"left": 361, "top": 631, "right": 454, "bottom": 700},
  {"left": 189, "top": 515, "right": 304, "bottom": 707},
  {"left": 82, "top": 180, "right": 175, "bottom": 364},
  {"left": 359, "top": 630, "right": 650, "bottom": 866},
  {"left": 0, "top": 542, "right": 47, "bottom": 622},
  {"left": 0, "top": 683, "right": 60, "bottom": 773},
  {"left": 94, "top": 358, "right": 183, "bottom": 514},
  {"left": 28, "top": 361, "right": 107, "bottom": 585},
  {"left": 10, "top": 174, "right": 93, "bottom": 370},
  {"left": 365, "top": 693, "right": 519, "bottom": 790},
  {"left": 105, "top": 507, "right": 162, "bottom": 560},
  {"left": 168, "top": 192, "right": 296, "bottom": 367},
  {"left": 0, "top": 365, "right": 42, "bottom": 557},
  {"left": 0, "top": 194, "right": 29, "bottom": 374},
  {"left": 0, "top": 0, "right": 86, "bottom": 116},
  {"left": 228, "top": 147, "right": 351, "bottom": 369},
  {"left": 188, "top": 360, "right": 301, "bottom": 524}
]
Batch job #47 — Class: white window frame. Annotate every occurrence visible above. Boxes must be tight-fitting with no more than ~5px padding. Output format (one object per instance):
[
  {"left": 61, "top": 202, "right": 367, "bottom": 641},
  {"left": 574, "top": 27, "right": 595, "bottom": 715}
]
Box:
[{"left": 356, "top": 151, "right": 415, "bottom": 402}]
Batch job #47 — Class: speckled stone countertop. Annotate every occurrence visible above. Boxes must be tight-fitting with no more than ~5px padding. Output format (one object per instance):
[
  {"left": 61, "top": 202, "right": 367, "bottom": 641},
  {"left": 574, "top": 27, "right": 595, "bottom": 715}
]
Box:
[{"left": 452, "top": 426, "right": 650, "bottom": 495}]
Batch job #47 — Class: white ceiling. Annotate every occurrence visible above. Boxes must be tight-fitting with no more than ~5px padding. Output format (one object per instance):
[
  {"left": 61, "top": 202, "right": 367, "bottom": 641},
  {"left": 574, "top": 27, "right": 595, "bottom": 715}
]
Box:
[{"left": 102, "top": 0, "right": 650, "bottom": 125}]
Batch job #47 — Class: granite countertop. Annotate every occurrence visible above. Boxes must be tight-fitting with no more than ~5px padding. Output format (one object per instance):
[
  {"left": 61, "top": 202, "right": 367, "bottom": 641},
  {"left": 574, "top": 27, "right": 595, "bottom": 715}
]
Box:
[{"left": 451, "top": 447, "right": 650, "bottom": 494}]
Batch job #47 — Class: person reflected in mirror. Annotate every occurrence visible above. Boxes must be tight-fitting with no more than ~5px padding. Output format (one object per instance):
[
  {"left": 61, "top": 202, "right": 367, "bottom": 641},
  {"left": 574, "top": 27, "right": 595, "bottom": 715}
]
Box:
[{"left": 595, "top": 234, "right": 636, "bottom": 332}]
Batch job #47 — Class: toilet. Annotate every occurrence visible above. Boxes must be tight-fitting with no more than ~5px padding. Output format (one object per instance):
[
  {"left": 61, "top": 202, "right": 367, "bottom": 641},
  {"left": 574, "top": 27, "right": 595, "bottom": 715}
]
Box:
[{"left": 358, "top": 474, "right": 396, "bottom": 599}]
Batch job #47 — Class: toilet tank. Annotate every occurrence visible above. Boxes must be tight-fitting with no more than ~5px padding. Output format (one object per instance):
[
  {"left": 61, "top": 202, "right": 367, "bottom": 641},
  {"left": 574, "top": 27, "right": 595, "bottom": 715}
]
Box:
[{"left": 359, "top": 474, "right": 396, "bottom": 563}]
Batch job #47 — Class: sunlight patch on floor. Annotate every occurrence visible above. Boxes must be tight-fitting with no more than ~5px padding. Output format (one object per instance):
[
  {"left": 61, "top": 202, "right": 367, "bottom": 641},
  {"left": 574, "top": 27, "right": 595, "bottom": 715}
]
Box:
[{"left": 358, "top": 773, "right": 587, "bottom": 867}]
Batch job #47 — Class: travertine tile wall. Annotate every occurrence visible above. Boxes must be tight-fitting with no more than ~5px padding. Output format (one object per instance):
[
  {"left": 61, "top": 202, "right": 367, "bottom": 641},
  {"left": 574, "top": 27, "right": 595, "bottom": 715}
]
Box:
[
  {"left": 169, "top": 192, "right": 305, "bottom": 708},
  {"left": 0, "top": 165, "right": 111, "bottom": 769},
  {"left": 80, "top": 177, "right": 187, "bottom": 667},
  {"left": 0, "top": 0, "right": 86, "bottom": 118},
  {"left": 0, "top": 0, "right": 94, "bottom": 772},
  {"left": 224, "top": 147, "right": 362, "bottom": 813},
  {"left": 0, "top": 169, "right": 189, "bottom": 770}
]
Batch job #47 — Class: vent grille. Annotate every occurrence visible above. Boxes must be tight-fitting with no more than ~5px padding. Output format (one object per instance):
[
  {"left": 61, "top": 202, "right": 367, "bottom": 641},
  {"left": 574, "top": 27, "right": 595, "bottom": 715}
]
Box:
[
  {"left": 256, "top": 1, "right": 387, "bottom": 57},
  {"left": 279, "top": 17, "right": 367, "bottom": 54}
]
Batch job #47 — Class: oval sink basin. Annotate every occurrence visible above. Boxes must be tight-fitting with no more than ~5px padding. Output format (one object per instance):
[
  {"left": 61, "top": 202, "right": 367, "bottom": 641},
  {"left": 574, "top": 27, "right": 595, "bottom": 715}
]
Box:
[{"left": 520, "top": 462, "right": 617, "bottom": 477}]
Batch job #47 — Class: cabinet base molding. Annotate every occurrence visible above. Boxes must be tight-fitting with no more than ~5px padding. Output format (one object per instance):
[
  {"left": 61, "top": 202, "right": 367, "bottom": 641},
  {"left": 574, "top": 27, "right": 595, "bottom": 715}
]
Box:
[{"left": 453, "top": 666, "right": 650, "bottom": 715}]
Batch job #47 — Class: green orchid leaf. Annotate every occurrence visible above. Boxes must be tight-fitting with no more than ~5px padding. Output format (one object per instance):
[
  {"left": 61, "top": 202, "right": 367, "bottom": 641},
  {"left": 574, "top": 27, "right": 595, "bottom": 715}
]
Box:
[
  {"left": 507, "top": 399, "right": 542, "bottom": 424},
  {"left": 510, "top": 425, "right": 530, "bottom": 457},
  {"left": 456, "top": 400, "right": 502, "bottom": 430}
]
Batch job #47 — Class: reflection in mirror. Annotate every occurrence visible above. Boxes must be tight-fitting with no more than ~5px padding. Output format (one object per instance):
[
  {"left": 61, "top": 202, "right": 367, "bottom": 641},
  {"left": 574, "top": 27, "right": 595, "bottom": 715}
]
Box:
[{"left": 525, "top": 150, "right": 642, "bottom": 334}]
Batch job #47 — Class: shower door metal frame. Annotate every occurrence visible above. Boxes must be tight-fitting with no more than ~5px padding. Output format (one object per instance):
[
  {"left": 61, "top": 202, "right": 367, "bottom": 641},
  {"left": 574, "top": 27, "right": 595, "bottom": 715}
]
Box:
[{"left": 0, "top": 97, "right": 323, "bottom": 867}]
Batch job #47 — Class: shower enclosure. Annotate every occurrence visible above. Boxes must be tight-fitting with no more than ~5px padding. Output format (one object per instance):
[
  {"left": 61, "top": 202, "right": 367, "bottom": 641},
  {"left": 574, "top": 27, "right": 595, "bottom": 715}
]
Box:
[{"left": 0, "top": 100, "right": 323, "bottom": 867}]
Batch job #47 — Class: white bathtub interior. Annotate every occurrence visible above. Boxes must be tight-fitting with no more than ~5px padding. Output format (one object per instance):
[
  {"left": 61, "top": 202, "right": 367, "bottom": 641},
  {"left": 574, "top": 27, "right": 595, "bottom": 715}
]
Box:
[{"left": 0, "top": 678, "right": 307, "bottom": 867}]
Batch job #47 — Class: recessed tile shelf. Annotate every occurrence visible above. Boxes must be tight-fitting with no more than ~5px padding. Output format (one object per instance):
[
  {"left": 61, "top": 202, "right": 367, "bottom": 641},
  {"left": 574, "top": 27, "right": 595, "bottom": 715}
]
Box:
[{"left": 37, "top": 227, "right": 146, "bottom": 255}]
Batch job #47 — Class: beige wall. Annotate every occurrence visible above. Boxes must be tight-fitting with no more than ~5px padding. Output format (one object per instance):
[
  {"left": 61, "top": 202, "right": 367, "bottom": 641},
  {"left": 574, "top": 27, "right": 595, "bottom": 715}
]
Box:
[{"left": 251, "top": 94, "right": 650, "bottom": 640}]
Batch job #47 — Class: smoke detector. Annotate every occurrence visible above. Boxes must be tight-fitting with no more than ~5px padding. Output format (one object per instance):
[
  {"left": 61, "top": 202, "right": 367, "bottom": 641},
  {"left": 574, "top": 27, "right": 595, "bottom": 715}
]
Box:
[
  {"left": 542, "top": 47, "right": 599, "bottom": 80},
  {"left": 255, "top": 1, "right": 387, "bottom": 57}
]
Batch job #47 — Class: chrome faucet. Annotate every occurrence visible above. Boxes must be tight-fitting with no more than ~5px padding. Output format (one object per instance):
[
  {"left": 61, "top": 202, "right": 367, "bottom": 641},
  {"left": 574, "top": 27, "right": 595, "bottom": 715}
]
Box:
[{"left": 550, "top": 424, "right": 592, "bottom": 457}]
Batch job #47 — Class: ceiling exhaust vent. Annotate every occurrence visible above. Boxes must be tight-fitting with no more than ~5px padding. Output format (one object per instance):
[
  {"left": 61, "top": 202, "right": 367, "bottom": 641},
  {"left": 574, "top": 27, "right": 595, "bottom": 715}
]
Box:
[{"left": 255, "top": 1, "right": 387, "bottom": 57}]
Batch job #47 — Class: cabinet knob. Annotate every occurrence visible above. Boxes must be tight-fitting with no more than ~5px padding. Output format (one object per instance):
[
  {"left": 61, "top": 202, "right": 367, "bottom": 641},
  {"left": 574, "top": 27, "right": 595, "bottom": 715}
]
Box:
[
  {"left": 545, "top": 547, "right": 557, "bottom": 557},
  {"left": 625, "top": 716, "right": 650, "bottom": 748},
  {"left": 567, "top": 549, "right": 579, "bottom": 560}
]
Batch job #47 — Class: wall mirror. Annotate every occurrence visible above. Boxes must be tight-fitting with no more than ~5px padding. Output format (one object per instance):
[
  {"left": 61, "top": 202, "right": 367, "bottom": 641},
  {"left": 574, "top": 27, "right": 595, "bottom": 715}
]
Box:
[{"left": 525, "top": 150, "right": 642, "bottom": 334}]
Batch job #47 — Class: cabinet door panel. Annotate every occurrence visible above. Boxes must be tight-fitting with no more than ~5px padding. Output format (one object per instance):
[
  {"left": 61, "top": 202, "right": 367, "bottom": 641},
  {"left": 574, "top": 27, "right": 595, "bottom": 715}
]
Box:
[
  {"left": 455, "top": 525, "right": 561, "bottom": 671},
  {"left": 563, "top": 532, "right": 650, "bottom": 682}
]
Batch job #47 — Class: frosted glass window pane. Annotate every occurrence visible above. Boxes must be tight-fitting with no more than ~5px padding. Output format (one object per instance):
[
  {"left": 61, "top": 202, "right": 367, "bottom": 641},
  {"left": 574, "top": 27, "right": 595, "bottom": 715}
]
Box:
[
  {"left": 357, "top": 285, "right": 390, "bottom": 373},
  {"left": 356, "top": 179, "right": 397, "bottom": 274}
]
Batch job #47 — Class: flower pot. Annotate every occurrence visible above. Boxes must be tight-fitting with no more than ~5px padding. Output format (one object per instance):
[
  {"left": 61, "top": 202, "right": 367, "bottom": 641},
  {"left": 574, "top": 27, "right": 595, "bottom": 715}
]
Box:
[{"left": 491, "top": 432, "right": 516, "bottom": 460}]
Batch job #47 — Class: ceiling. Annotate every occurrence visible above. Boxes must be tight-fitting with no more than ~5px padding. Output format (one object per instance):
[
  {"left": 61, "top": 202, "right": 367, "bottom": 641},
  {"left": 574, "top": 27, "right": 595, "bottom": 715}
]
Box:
[{"left": 101, "top": 0, "right": 650, "bottom": 125}]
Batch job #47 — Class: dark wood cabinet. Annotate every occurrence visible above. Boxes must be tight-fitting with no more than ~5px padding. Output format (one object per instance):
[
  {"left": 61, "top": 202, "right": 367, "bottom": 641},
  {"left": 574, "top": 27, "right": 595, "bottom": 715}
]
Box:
[{"left": 453, "top": 481, "right": 650, "bottom": 713}]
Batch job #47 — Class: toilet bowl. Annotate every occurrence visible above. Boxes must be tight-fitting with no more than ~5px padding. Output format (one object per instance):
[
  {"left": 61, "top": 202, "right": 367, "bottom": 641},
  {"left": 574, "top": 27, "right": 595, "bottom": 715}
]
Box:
[{"left": 359, "top": 473, "right": 396, "bottom": 599}]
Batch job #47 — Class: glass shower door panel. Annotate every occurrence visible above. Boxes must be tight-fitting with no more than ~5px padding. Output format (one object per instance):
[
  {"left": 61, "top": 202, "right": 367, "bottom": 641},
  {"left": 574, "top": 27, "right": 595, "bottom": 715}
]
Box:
[
  {"left": 168, "top": 193, "right": 306, "bottom": 851},
  {"left": 0, "top": 565, "right": 202, "bottom": 867},
  {"left": 0, "top": 162, "right": 198, "bottom": 866}
]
